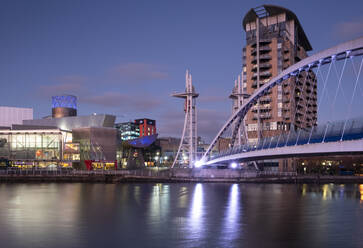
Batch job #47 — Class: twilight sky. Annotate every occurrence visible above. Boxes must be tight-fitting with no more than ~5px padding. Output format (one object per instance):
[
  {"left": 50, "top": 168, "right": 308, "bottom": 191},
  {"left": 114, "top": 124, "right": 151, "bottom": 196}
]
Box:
[{"left": 1, "top": 0, "right": 363, "bottom": 141}]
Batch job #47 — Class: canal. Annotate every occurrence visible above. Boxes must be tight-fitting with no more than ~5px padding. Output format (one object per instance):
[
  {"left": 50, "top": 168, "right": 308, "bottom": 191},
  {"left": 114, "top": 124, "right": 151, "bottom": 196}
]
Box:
[{"left": 0, "top": 183, "right": 362, "bottom": 248}]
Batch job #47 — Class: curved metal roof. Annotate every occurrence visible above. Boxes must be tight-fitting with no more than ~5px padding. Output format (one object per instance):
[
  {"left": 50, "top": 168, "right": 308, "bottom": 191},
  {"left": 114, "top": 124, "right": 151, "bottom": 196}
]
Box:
[
  {"left": 127, "top": 134, "right": 158, "bottom": 148},
  {"left": 242, "top": 5, "right": 312, "bottom": 51}
]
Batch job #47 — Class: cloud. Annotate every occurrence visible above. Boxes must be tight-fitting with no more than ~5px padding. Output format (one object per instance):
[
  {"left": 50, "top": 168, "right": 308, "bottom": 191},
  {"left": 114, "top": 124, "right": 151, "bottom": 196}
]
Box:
[
  {"left": 37, "top": 75, "right": 87, "bottom": 97},
  {"left": 54, "top": 75, "right": 87, "bottom": 85},
  {"left": 157, "top": 108, "right": 230, "bottom": 142},
  {"left": 81, "top": 92, "right": 162, "bottom": 111},
  {"left": 335, "top": 18, "right": 363, "bottom": 38},
  {"left": 38, "top": 83, "right": 83, "bottom": 96},
  {"left": 110, "top": 63, "right": 169, "bottom": 83}
]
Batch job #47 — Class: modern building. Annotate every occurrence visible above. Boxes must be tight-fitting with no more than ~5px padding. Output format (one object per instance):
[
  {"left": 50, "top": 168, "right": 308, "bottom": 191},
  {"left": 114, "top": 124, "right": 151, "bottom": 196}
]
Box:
[
  {"left": 0, "top": 106, "right": 33, "bottom": 127},
  {"left": 135, "top": 118, "right": 156, "bottom": 137},
  {"left": 24, "top": 114, "right": 115, "bottom": 131},
  {"left": 5, "top": 95, "right": 119, "bottom": 170},
  {"left": 0, "top": 125, "right": 117, "bottom": 170},
  {"left": 242, "top": 5, "right": 317, "bottom": 144},
  {"left": 0, "top": 126, "right": 72, "bottom": 168},
  {"left": 72, "top": 127, "right": 117, "bottom": 170},
  {"left": 115, "top": 122, "right": 140, "bottom": 140}
]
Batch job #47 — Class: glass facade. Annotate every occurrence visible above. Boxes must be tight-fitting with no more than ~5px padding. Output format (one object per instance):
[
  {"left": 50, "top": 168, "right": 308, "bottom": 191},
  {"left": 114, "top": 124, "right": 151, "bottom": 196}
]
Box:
[
  {"left": 0, "top": 131, "right": 62, "bottom": 161},
  {"left": 115, "top": 122, "right": 140, "bottom": 140}
]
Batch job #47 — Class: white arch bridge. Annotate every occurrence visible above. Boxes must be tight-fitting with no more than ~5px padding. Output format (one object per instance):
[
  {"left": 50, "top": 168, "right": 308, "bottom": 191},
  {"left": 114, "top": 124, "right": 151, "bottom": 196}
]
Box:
[{"left": 200, "top": 36, "right": 363, "bottom": 167}]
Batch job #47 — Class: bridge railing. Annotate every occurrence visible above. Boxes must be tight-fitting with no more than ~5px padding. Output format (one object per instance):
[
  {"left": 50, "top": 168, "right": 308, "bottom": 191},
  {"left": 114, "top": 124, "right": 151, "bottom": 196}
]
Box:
[{"left": 210, "top": 116, "right": 363, "bottom": 160}]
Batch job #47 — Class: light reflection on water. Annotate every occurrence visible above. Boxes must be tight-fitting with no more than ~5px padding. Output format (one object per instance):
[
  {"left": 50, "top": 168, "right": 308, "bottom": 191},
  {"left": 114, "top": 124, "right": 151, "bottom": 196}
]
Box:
[
  {"left": 0, "top": 183, "right": 362, "bottom": 248},
  {"left": 187, "top": 183, "right": 204, "bottom": 244},
  {"left": 220, "top": 184, "right": 241, "bottom": 247}
]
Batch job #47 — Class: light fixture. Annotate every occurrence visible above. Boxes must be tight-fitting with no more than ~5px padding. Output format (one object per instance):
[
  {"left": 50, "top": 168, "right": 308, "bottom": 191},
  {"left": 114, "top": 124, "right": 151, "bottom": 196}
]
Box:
[{"left": 230, "top": 162, "right": 237, "bottom": 169}]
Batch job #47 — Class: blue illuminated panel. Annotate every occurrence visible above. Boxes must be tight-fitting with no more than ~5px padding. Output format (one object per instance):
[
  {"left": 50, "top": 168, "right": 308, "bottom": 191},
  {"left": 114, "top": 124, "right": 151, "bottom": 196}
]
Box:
[
  {"left": 127, "top": 134, "right": 158, "bottom": 148},
  {"left": 52, "top": 95, "right": 77, "bottom": 109}
]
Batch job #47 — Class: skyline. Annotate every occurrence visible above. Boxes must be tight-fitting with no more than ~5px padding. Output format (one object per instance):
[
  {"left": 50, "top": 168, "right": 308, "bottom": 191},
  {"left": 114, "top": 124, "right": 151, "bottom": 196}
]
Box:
[{"left": 1, "top": 0, "right": 363, "bottom": 141}]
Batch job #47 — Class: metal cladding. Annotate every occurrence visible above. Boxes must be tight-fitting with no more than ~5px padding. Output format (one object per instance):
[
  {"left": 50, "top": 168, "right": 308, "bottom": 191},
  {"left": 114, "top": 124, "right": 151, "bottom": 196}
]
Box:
[
  {"left": 51, "top": 95, "right": 77, "bottom": 118},
  {"left": 52, "top": 107, "right": 77, "bottom": 118},
  {"left": 23, "top": 114, "right": 116, "bottom": 131}
]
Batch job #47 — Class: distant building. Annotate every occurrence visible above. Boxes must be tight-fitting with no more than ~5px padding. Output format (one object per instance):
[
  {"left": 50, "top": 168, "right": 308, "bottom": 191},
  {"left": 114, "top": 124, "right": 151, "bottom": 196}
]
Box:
[
  {"left": 115, "top": 122, "right": 140, "bottom": 140},
  {"left": 135, "top": 118, "right": 156, "bottom": 137},
  {"left": 0, "top": 106, "right": 33, "bottom": 127}
]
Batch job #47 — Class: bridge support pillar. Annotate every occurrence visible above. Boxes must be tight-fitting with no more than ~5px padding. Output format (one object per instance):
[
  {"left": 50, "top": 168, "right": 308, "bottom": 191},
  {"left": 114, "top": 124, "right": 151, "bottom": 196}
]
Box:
[{"left": 279, "top": 158, "right": 296, "bottom": 172}]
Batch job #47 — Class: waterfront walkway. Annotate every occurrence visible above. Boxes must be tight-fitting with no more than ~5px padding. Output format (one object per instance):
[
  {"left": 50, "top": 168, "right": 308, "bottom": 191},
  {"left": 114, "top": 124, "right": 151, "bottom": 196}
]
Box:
[{"left": 0, "top": 168, "right": 362, "bottom": 184}]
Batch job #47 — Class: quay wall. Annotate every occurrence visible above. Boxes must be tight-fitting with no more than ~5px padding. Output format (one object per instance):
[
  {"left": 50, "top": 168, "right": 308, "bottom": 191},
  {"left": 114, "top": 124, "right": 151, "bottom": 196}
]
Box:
[{"left": 0, "top": 168, "right": 363, "bottom": 184}]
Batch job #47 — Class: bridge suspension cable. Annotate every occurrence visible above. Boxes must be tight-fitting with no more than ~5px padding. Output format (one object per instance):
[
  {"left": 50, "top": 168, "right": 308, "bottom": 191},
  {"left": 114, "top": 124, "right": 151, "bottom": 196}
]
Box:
[{"left": 201, "top": 36, "right": 363, "bottom": 166}]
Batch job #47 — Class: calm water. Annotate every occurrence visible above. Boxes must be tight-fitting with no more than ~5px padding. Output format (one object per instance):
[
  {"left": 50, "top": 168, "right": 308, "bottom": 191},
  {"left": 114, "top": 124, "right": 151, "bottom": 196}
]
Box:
[{"left": 0, "top": 183, "right": 362, "bottom": 248}]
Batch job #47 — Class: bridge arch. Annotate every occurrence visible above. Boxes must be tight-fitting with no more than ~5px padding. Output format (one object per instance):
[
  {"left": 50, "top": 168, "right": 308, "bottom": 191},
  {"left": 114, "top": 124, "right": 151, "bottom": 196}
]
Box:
[{"left": 202, "top": 36, "right": 363, "bottom": 162}]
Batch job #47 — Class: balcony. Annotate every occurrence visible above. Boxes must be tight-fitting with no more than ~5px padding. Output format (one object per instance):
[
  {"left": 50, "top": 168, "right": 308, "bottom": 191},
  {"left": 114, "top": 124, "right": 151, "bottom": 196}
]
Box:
[
  {"left": 252, "top": 113, "right": 272, "bottom": 120},
  {"left": 260, "top": 54, "right": 271, "bottom": 60},
  {"left": 251, "top": 104, "right": 272, "bottom": 112},
  {"left": 250, "top": 38, "right": 271, "bottom": 48},
  {"left": 260, "top": 71, "right": 272, "bottom": 78},
  {"left": 260, "top": 63, "right": 272, "bottom": 70},
  {"left": 251, "top": 71, "right": 272, "bottom": 80},
  {"left": 251, "top": 55, "right": 272, "bottom": 64},
  {"left": 259, "top": 38, "right": 272, "bottom": 44},
  {"left": 260, "top": 46, "right": 271, "bottom": 53},
  {"left": 252, "top": 63, "right": 271, "bottom": 72},
  {"left": 259, "top": 96, "right": 272, "bottom": 103}
]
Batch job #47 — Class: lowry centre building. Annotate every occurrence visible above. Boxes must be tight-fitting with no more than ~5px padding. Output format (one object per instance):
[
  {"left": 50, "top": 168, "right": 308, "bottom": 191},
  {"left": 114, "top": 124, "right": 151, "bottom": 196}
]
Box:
[
  {"left": 0, "top": 96, "right": 118, "bottom": 170},
  {"left": 0, "top": 95, "right": 160, "bottom": 170}
]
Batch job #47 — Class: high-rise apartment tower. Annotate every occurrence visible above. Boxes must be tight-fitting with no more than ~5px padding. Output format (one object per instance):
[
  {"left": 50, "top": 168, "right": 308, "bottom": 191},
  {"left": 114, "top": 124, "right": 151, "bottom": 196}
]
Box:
[{"left": 242, "top": 5, "right": 317, "bottom": 143}]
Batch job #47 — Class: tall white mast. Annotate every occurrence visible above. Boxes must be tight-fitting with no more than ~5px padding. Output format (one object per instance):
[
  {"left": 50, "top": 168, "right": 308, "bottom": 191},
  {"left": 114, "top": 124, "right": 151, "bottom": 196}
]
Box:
[{"left": 171, "top": 70, "right": 199, "bottom": 168}]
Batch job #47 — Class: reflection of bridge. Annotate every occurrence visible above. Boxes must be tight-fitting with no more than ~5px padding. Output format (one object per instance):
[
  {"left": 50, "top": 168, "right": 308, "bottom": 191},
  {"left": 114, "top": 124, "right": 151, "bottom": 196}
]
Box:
[{"left": 200, "top": 37, "right": 363, "bottom": 167}]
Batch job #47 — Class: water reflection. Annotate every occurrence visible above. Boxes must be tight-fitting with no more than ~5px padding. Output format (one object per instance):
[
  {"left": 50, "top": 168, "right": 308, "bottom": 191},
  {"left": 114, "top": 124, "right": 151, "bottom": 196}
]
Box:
[
  {"left": 299, "top": 183, "right": 361, "bottom": 201},
  {"left": 0, "top": 183, "right": 362, "bottom": 248},
  {"left": 0, "top": 184, "right": 83, "bottom": 248},
  {"left": 177, "top": 186, "right": 188, "bottom": 208},
  {"left": 221, "top": 184, "right": 241, "bottom": 246},
  {"left": 147, "top": 184, "right": 170, "bottom": 237},
  {"left": 188, "top": 183, "right": 204, "bottom": 244}
]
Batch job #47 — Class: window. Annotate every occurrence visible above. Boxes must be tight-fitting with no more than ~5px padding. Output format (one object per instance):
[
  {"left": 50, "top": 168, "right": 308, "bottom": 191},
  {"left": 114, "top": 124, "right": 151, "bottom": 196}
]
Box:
[
  {"left": 247, "top": 123, "right": 258, "bottom": 131},
  {"left": 270, "top": 122, "right": 277, "bottom": 130}
]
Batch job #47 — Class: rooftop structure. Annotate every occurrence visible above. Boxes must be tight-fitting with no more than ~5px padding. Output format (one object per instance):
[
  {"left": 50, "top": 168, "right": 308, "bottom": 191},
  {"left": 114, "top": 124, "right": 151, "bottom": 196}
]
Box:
[
  {"left": 0, "top": 106, "right": 33, "bottom": 127},
  {"left": 52, "top": 95, "right": 77, "bottom": 118}
]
